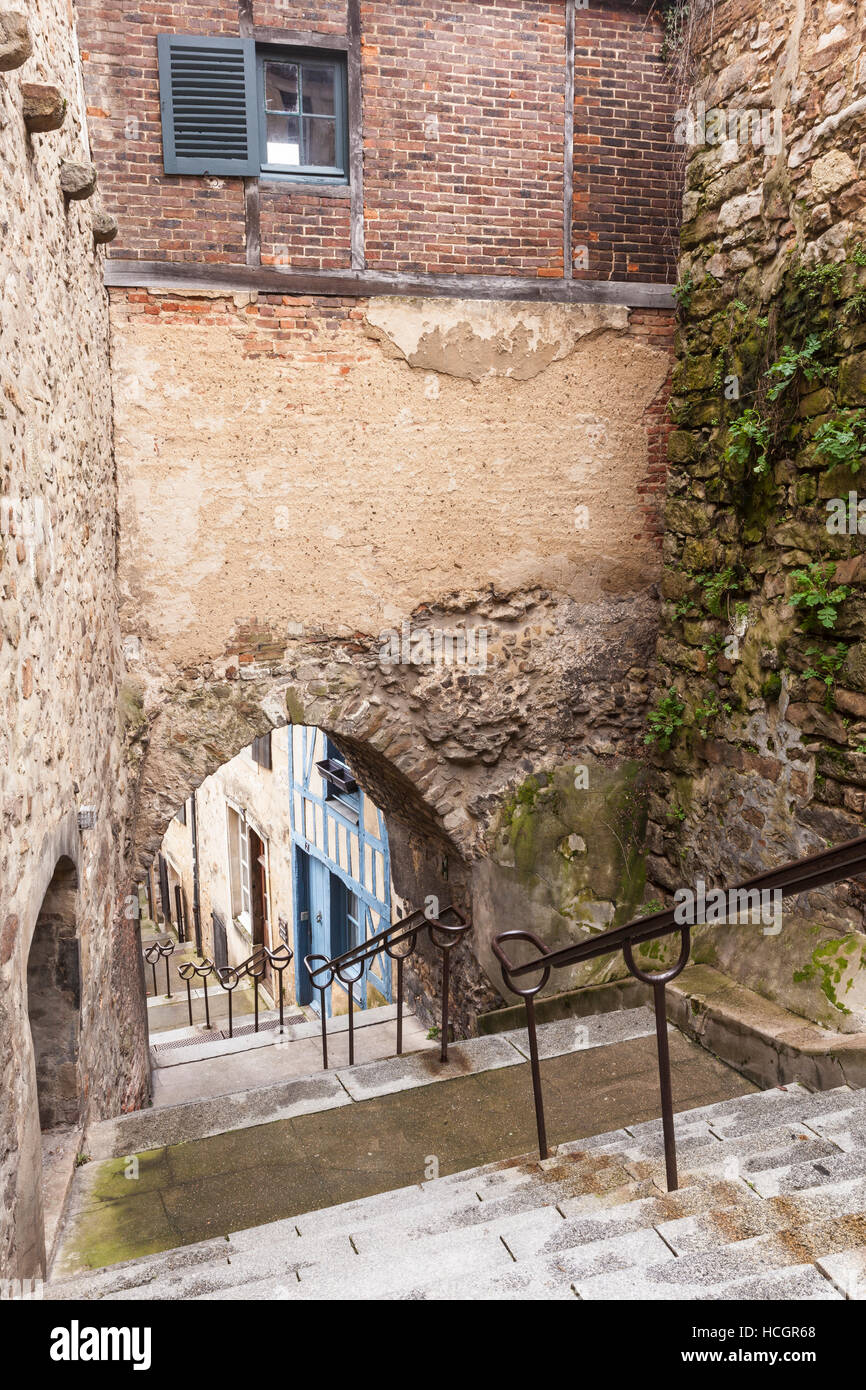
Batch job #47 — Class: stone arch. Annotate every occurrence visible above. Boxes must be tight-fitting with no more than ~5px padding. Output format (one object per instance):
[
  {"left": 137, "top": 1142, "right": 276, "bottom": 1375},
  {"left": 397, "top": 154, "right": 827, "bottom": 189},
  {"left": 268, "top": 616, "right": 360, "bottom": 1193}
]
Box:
[
  {"left": 26, "top": 856, "right": 81, "bottom": 1132},
  {"left": 127, "top": 592, "right": 658, "bottom": 1025}
]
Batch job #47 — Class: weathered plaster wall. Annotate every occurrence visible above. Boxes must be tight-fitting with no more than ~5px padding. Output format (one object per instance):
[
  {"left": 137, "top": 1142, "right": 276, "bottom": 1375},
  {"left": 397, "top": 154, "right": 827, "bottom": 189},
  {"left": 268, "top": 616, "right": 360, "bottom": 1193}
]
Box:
[
  {"left": 648, "top": 0, "right": 866, "bottom": 1032},
  {"left": 0, "top": 3, "right": 148, "bottom": 1278},
  {"left": 112, "top": 294, "right": 670, "bottom": 662}
]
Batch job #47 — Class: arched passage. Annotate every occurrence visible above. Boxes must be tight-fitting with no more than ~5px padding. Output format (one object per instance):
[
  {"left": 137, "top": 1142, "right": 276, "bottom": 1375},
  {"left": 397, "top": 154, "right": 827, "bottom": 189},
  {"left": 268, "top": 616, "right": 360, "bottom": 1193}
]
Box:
[
  {"left": 26, "top": 857, "right": 81, "bottom": 1131},
  {"left": 128, "top": 593, "right": 659, "bottom": 1034}
]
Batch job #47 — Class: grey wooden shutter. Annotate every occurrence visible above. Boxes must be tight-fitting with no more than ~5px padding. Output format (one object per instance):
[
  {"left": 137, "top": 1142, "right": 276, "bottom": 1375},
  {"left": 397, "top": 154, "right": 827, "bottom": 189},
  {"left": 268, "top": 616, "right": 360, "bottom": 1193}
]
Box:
[{"left": 158, "top": 34, "right": 259, "bottom": 176}]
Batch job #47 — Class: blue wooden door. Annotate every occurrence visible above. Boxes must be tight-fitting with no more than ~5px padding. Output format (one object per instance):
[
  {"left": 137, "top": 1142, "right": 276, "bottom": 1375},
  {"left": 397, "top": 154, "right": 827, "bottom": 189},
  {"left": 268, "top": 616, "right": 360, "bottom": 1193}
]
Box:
[{"left": 309, "top": 855, "right": 329, "bottom": 962}]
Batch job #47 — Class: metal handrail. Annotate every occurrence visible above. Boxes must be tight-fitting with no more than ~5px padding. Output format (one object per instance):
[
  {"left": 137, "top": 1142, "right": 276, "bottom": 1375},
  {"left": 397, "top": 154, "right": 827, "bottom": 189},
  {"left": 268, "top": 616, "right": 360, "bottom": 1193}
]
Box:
[
  {"left": 146, "top": 940, "right": 294, "bottom": 1037},
  {"left": 493, "top": 831, "right": 866, "bottom": 1192},
  {"left": 305, "top": 905, "right": 471, "bottom": 1069}
]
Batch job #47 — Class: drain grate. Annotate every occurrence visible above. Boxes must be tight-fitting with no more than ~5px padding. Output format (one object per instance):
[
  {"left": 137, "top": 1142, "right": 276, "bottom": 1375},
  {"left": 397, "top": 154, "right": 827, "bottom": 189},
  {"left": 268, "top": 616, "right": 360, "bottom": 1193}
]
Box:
[
  {"left": 230, "top": 1015, "right": 306, "bottom": 1038},
  {"left": 152, "top": 1030, "right": 223, "bottom": 1055},
  {"left": 151, "top": 1013, "right": 307, "bottom": 1057}
]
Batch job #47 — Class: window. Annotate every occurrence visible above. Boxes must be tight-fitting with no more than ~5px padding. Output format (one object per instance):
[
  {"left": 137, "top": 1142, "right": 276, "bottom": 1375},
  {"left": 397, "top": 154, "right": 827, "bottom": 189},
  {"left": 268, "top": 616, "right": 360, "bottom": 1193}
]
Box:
[
  {"left": 318, "top": 736, "right": 360, "bottom": 818},
  {"left": 258, "top": 52, "right": 347, "bottom": 179},
  {"left": 226, "top": 806, "right": 252, "bottom": 925},
  {"left": 251, "top": 732, "right": 272, "bottom": 770},
  {"left": 158, "top": 34, "right": 348, "bottom": 183}
]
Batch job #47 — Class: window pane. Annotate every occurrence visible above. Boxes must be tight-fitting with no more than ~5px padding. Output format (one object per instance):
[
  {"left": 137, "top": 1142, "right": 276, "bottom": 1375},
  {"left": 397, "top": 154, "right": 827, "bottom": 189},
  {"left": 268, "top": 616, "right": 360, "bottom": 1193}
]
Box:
[
  {"left": 301, "top": 64, "right": 336, "bottom": 116},
  {"left": 267, "top": 113, "right": 300, "bottom": 166},
  {"left": 265, "top": 62, "right": 298, "bottom": 113},
  {"left": 303, "top": 116, "right": 335, "bottom": 168}
]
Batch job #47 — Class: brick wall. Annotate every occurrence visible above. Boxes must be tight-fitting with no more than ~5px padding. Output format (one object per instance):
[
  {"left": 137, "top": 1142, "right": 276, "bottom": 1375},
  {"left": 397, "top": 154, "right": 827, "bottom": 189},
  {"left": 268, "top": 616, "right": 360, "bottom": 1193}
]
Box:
[
  {"left": 76, "top": 0, "right": 679, "bottom": 281},
  {"left": 361, "top": 0, "right": 566, "bottom": 276},
  {"left": 573, "top": 5, "right": 679, "bottom": 283}
]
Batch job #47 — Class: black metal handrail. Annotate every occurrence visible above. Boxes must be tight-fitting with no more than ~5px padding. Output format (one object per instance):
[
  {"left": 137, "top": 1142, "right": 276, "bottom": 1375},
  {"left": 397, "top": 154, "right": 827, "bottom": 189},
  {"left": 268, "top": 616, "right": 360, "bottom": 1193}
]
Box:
[
  {"left": 305, "top": 905, "right": 471, "bottom": 1069},
  {"left": 146, "top": 940, "right": 294, "bottom": 1037},
  {"left": 493, "top": 832, "right": 866, "bottom": 1192}
]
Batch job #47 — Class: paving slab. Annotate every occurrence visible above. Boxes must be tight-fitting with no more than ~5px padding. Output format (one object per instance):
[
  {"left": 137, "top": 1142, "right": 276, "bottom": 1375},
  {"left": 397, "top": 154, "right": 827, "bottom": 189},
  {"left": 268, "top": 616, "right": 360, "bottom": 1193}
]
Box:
[
  {"left": 816, "top": 1247, "right": 866, "bottom": 1299},
  {"left": 501, "top": 1006, "right": 656, "bottom": 1061},
  {"left": 335, "top": 1034, "right": 523, "bottom": 1100}
]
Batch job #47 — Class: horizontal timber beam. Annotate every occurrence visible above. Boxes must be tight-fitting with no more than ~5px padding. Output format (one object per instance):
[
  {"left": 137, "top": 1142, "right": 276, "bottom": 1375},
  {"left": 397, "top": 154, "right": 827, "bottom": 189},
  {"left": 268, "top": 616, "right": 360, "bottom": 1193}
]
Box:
[{"left": 103, "top": 260, "right": 675, "bottom": 309}]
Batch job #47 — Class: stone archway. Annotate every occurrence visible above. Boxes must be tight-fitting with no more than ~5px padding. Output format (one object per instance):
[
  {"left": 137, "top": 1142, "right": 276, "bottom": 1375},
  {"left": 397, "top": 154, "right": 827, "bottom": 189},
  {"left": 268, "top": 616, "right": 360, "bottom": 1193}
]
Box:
[
  {"left": 26, "top": 857, "right": 81, "bottom": 1132},
  {"left": 126, "top": 584, "right": 661, "bottom": 1028}
]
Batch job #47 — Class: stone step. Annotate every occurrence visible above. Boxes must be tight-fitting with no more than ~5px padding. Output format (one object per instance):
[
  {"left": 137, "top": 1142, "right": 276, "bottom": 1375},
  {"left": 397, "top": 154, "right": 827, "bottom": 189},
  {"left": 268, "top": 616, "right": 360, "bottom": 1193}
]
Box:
[
  {"left": 654, "top": 1178, "right": 866, "bottom": 1257},
  {"left": 573, "top": 1235, "right": 843, "bottom": 1301},
  {"left": 748, "top": 1147, "right": 866, "bottom": 1198}
]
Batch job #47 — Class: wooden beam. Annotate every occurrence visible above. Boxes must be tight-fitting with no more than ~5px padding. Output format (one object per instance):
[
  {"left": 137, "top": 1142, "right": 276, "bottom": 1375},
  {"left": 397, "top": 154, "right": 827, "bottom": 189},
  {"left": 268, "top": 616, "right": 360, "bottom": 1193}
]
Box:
[
  {"left": 563, "top": 0, "right": 575, "bottom": 280},
  {"left": 253, "top": 27, "right": 350, "bottom": 51},
  {"left": 104, "top": 259, "right": 675, "bottom": 308},
  {"left": 244, "top": 178, "right": 261, "bottom": 268},
  {"left": 347, "top": 0, "right": 365, "bottom": 271},
  {"left": 237, "top": 1, "right": 259, "bottom": 268}
]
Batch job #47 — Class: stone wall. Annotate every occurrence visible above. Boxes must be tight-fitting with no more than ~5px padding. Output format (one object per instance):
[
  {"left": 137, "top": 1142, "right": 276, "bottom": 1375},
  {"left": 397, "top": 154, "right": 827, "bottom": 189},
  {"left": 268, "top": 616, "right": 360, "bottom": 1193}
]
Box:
[
  {"left": 646, "top": 0, "right": 866, "bottom": 1031},
  {"left": 0, "top": 2, "right": 148, "bottom": 1278}
]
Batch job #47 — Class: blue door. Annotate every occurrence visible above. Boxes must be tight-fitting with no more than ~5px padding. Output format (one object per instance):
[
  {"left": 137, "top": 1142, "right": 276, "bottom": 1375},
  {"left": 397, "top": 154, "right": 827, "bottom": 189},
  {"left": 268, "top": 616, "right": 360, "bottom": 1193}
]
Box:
[{"left": 295, "top": 850, "right": 331, "bottom": 1013}]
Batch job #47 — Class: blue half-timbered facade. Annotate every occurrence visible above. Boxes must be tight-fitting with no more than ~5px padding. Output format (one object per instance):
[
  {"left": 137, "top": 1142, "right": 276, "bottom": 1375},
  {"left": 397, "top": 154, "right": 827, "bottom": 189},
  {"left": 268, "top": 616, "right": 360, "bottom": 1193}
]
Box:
[{"left": 288, "top": 726, "right": 392, "bottom": 1015}]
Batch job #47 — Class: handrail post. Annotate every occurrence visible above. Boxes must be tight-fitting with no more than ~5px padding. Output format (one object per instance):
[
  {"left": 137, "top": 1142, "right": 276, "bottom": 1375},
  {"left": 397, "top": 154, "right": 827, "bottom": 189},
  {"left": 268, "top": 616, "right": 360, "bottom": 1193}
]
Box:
[
  {"left": 164, "top": 948, "right": 172, "bottom": 999},
  {"left": 202, "top": 972, "right": 210, "bottom": 1030},
  {"left": 623, "top": 929, "right": 690, "bottom": 1193},
  {"left": 396, "top": 955, "right": 404, "bottom": 1056},
  {"left": 348, "top": 983, "right": 354, "bottom": 1065},
  {"left": 319, "top": 986, "right": 328, "bottom": 1068},
  {"left": 440, "top": 946, "right": 450, "bottom": 1063},
  {"left": 653, "top": 980, "right": 677, "bottom": 1192},
  {"left": 185, "top": 976, "right": 193, "bottom": 1026},
  {"left": 525, "top": 994, "right": 548, "bottom": 1160}
]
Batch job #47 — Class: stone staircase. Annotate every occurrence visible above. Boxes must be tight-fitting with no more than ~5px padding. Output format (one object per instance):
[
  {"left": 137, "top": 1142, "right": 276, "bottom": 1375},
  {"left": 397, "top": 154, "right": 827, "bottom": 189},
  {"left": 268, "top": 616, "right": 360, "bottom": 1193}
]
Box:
[{"left": 46, "top": 1081, "right": 866, "bottom": 1301}]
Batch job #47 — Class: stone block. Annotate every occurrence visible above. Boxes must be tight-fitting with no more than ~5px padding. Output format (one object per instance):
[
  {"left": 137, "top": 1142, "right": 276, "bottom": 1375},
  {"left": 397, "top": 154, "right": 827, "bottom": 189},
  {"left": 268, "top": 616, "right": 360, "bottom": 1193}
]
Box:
[
  {"left": 59, "top": 160, "right": 97, "bottom": 201},
  {"left": 0, "top": 10, "right": 31, "bottom": 69},
  {"left": 21, "top": 83, "right": 66, "bottom": 132}
]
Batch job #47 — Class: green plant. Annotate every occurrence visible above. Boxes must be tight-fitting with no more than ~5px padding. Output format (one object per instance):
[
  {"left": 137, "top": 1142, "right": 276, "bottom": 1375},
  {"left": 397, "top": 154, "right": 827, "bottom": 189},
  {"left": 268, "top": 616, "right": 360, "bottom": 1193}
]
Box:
[
  {"left": 642, "top": 898, "right": 664, "bottom": 915},
  {"left": 725, "top": 408, "right": 772, "bottom": 475},
  {"left": 645, "top": 688, "right": 686, "bottom": 751},
  {"left": 674, "top": 595, "right": 698, "bottom": 620},
  {"left": 765, "top": 336, "right": 834, "bottom": 401},
  {"left": 788, "top": 562, "right": 852, "bottom": 631},
  {"left": 694, "top": 694, "right": 731, "bottom": 737},
  {"left": 697, "top": 567, "right": 738, "bottom": 617},
  {"left": 813, "top": 411, "right": 866, "bottom": 474},
  {"left": 426, "top": 1026, "right": 440, "bottom": 1040},
  {"left": 802, "top": 644, "right": 847, "bottom": 711},
  {"left": 794, "top": 261, "right": 845, "bottom": 303},
  {"left": 672, "top": 269, "right": 694, "bottom": 313},
  {"left": 75, "top": 1152, "right": 91, "bottom": 1168}
]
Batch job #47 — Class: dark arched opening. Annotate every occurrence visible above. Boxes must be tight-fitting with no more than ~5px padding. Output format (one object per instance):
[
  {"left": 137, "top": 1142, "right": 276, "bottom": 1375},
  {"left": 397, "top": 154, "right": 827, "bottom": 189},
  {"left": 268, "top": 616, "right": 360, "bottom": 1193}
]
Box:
[{"left": 26, "top": 857, "right": 81, "bottom": 1130}]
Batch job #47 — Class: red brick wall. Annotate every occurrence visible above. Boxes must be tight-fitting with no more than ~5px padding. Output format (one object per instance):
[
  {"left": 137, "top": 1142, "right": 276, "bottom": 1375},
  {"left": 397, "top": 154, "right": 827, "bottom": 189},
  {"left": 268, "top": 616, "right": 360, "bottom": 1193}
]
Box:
[
  {"left": 77, "top": 0, "right": 678, "bottom": 281},
  {"left": 572, "top": 7, "right": 679, "bottom": 283},
  {"left": 79, "top": 2, "right": 247, "bottom": 263},
  {"left": 260, "top": 186, "right": 352, "bottom": 269},
  {"left": 361, "top": 0, "right": 565, "bottom": 276}
]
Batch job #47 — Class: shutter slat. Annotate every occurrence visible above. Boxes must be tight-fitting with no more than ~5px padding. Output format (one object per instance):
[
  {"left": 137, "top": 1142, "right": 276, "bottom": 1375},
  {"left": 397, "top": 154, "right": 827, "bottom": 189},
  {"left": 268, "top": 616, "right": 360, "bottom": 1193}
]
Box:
[{"left": 158, "top": 33, "right": 259, "bottom": 176}]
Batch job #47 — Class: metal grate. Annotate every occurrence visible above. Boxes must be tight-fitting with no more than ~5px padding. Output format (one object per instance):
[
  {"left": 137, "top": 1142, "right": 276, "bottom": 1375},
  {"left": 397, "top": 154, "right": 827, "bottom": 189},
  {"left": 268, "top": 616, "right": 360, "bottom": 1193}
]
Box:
[{"left": 152, "top": 1013, "right": 307, "bottom": 1056}]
